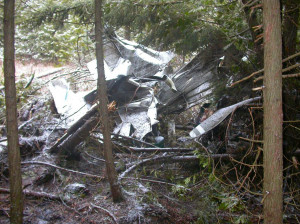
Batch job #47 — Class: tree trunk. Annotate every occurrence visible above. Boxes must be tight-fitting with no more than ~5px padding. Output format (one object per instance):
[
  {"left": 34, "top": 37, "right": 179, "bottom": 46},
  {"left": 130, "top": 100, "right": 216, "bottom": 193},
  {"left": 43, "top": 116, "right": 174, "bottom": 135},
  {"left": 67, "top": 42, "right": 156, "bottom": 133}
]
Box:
[
  {"left": 262, "top": 0, "right": 283, "bottom": 223},
  {"left": 95, "top": 0, "right": 123, "bottom": 202},
  {"left": 3, "top": 0, "right": 24, "bottom": 223}
]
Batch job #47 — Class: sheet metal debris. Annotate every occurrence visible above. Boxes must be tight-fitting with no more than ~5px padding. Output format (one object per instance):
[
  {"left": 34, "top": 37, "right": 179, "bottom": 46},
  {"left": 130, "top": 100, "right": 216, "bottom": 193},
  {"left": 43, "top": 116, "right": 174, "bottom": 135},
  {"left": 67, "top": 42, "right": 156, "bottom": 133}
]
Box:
[
  {"left": 50, "top": 33, "right": 174, "bottom": 139},
  {"left": 49, "top": 79, "right": 89, "bottom": 126},
  {"left": 49, "top": 32, "right": 240, "bottom": 140}
]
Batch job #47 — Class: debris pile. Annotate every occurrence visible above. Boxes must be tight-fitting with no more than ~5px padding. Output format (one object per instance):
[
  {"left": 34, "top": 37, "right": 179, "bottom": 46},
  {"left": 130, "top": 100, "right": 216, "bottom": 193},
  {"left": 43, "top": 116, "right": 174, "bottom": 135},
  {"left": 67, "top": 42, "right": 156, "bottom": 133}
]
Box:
[{"left": 1, "top": 31, "right": 298, "bottom": 223}]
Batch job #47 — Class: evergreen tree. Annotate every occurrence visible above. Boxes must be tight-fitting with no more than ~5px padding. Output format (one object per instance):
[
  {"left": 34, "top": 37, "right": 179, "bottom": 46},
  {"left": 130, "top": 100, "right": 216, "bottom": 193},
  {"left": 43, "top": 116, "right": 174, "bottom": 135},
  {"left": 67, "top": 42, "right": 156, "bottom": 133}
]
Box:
[
  {"left": 263, "top": 0, "right": 283, "bottom": 222},
  {"left": 3, "top": 0, "right": 24, "bottom": 222},
  {"left": 95, "top": 0, "right": 123, "bottom": 203}
]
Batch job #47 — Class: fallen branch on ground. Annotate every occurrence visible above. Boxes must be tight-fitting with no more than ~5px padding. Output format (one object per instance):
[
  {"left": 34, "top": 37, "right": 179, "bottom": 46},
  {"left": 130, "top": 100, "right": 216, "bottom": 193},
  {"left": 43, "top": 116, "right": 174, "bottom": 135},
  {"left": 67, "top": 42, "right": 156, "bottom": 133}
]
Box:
[
  {"left": 36, "top": 67, "right": 66, "bottom": 79},
  {"left": 122, "top": 177, "right": 188, "bottom": 189},
  {"left": 49, "top": 104, "right": 99, "bottom": 153},
  {"left": 111, "top": 133, "right": 158, "bottom": 148},
  {"left": 0, "top": 187, "right": 63, "bottom": 201},
  {"left": 21, "top": 161, "right": 103, "bottom": 179},
  {"left": 119, "top": 154, "right": 234, "bottom": 180},
  {"left": 90, "top": 203, "right": 118, "bottom": 224}
]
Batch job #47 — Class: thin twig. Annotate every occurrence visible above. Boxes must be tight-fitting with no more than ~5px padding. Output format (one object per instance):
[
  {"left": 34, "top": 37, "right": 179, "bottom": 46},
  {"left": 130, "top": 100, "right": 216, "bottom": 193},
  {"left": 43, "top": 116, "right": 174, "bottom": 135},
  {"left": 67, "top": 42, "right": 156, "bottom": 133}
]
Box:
[
  {"left": 283, "top": 120, "right": 300, "bottom": 123},
  {"left": 239, "top": 136, "right": 263, "bottom": 143},
  {"left": 36, "top": 67, "right": 66, "bottom": 79},
  {"left": 282, "top": 51, "right": 300, "bottom": 63},
  {"left": 254, "top": 72, "right": 300, "bottom": 83},
  {"left": 230, "top": 69, "right": 263, "bottom": 87},
  {"left": 84, "top": 151, "right": 106, "bottom": 162},
  {"left": 237, "top": 147, "right": 262, "bottom": 192}
]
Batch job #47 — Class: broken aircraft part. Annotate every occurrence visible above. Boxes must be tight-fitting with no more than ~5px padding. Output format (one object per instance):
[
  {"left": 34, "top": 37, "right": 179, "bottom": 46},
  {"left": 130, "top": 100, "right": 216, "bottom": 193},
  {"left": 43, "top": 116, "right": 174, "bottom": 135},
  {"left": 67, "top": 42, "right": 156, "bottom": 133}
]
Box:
[
  {"left": 49, "top": 79, "right": 89, "bottom": 126},
  {"left": 50, "top": 32, "right": 239, "bottom": 141},
  {"left": 189, "top": 97, "right": 261, "bottom": 138},
  {"left": 50, "top": 33, "right": 175, "bottom": 139}
]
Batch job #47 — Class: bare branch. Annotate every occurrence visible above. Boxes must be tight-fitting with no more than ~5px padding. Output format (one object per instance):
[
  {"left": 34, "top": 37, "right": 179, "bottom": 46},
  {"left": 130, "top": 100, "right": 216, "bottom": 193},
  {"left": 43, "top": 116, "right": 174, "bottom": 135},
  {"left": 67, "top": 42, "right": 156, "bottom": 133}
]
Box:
[{"left": 230, "top": 51, "right": 300, "bottom": 87}]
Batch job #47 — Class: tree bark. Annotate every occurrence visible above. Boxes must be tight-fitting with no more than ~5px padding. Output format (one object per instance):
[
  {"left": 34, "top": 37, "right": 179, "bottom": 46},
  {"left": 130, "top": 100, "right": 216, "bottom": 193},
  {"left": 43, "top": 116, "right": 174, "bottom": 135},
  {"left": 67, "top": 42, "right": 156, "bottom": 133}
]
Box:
[
  {"left": 262, "top": 0, "right": 283, "bottom": 223},
  {"left": 58, "top": 117, "right": 98, "bottom": 157},
  {"left": 3, "top": 0, "right": 24, "bottom": 223},
  {"left": 95, "top": 0, "right": 123, "bottom": 202}
]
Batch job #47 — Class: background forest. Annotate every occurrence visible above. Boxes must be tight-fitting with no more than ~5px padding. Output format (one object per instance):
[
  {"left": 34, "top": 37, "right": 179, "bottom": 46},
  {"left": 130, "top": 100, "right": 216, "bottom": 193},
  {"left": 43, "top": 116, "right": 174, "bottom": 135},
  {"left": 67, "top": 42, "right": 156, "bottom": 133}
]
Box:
[{"left": 0, "top": 0, "right": 299, "bottom": 223}]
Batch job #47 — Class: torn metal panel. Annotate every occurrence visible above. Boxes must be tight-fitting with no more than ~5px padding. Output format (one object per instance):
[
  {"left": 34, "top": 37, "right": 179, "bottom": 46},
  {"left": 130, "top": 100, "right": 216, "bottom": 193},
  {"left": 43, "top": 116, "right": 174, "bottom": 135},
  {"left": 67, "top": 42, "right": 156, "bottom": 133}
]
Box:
[
  {"left": 109, "top": 34, "right": 174, "bottom": 78},
  {"left": 113, "top": 122, "right": 132, "bottom": 137},
  {"left": 189, "top": 97, "right": 261, "bottom": 138},
  {"left": 84, "top": 33, "right": 176, "bottom": 139},
  {"left": 49, "top": 33, "right": 222, "bottom": 140},
  {"left": 87, "top": 57, "right": 132, "bottom": 81},
  {"left": 156, "top": 42, "right": 248, "bottom": 114},
  {"left": 113, "top": 91, "right": 158, "bottom": 139},
  {"left": 157, "top": 49, "right": 221, "bottom": 114},
  {"left": 117, "top": 107, "right": 152, "bottom": 140},
  {"left": 87, "top": 33, "right": 174, "bottom": 81},
  {"left": 49, "top": 79, "right": 89, "bottom": 126}
]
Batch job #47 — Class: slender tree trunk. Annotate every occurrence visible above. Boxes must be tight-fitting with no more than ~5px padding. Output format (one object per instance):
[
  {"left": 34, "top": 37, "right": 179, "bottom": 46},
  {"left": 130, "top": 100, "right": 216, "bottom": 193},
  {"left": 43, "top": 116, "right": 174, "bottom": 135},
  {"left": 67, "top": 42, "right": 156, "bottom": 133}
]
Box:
[
  {"left": 95, "top": 0, "right": 123, "bottom": 202},
  {"left": 3, "top": 0, "right": 24, "bottom": 223},
  {"left": 262, "top": 0, "right": 283, "bottom": 223}
]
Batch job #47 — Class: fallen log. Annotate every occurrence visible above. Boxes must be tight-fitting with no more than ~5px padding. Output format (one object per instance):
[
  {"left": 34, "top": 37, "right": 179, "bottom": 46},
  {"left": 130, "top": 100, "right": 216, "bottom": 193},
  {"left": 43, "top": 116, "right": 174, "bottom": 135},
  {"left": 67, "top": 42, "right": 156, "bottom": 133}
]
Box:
[
  {"left": 119, "top": 154, "right": 234, "bottom": 179},
  {"left": 49, "top": 104, "right": 99, "bottom": 153},
  {"left": 0, "top": 187, "right": 62, "bottom": 201},
  {"left": 129, "top": 147, "right": 195, "bottom": 152},
  {"left": 56, "top": 117, "right": 99, "bottom": 157}
]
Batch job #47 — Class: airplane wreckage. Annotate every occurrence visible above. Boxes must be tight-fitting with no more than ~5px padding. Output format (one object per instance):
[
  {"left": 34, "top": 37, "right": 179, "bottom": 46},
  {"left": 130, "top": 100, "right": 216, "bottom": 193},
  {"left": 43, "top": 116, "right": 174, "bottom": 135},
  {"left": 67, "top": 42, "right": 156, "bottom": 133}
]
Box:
[{"left": 48, "top": 32, "right": 260, "bottom": 155}]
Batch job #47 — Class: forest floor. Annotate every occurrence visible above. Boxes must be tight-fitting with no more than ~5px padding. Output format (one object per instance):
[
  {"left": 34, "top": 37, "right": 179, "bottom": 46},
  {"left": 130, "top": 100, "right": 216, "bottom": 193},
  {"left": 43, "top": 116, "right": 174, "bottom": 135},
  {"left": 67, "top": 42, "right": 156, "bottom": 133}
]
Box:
[{"left": 0, "top": 61, "right": 299, "bottom": 224}]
